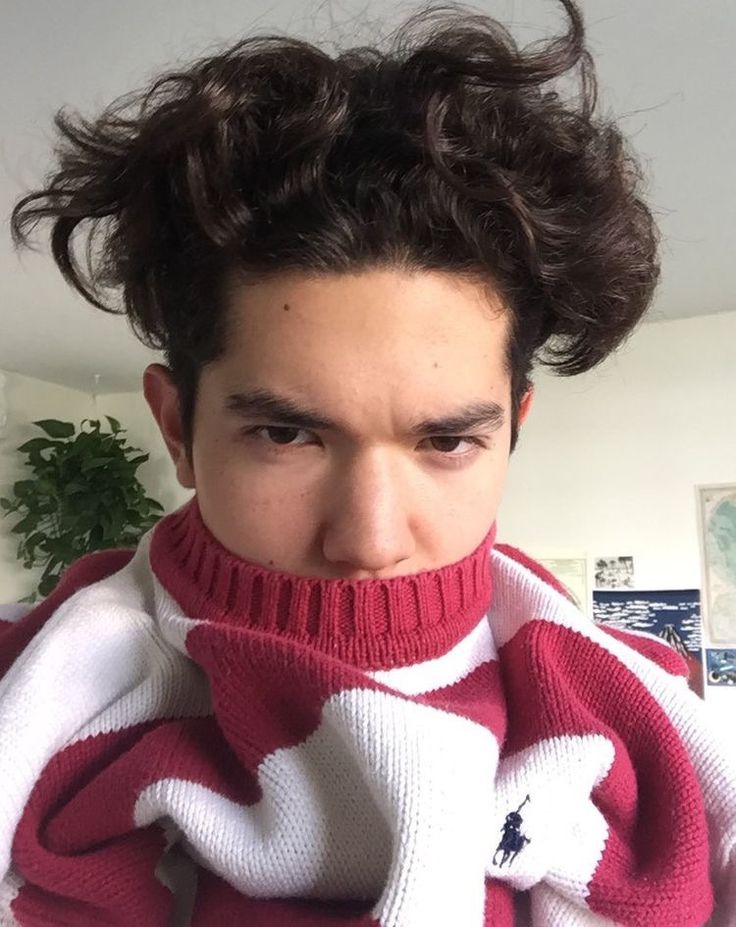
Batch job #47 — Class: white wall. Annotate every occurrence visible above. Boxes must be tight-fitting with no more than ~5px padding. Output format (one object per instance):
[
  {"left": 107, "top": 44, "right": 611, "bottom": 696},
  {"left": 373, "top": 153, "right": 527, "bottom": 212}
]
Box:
[
  {"left": 500, "top": 310, "right": 736, "bottom": 586},
  {"left": 1, "top": 309, "right": 734, "bottom": 720}
]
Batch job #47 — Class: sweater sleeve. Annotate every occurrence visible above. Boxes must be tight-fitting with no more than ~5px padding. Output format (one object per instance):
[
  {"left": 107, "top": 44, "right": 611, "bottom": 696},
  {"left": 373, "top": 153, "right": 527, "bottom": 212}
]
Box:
[
  {"left": 597, "top": 624, "right": 690, "bottom": 677},
  {"left": 0, "top": 545, "right": 179, "bottom": 927},
  {"left": 0, "top": 549, "right": 135, "bottom": 680},
  {"left": 600, "top": 624, "right": 736, "bottom": 925}
]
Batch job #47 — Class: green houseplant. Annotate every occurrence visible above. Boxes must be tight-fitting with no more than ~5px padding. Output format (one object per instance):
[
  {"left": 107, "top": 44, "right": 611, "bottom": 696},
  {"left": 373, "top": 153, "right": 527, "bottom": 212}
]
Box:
[{"left": 0, "top": 416, "right": 164, "bottom": 602}]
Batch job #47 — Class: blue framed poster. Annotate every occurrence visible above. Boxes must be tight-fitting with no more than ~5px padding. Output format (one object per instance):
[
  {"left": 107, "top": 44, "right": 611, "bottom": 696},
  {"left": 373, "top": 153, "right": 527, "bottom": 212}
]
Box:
[
  {"left": 705, "top": 649, "right": 736, "bottom": 686},
  {"left": 593, "top": 589, "right": 703, "bottom": 697}
]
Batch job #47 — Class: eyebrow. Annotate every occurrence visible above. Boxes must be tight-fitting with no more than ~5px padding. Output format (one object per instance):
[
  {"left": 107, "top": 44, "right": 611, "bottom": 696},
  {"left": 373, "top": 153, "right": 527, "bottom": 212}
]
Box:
[{"left": 224, "top": 388, "right": 506, "bottom": 437}]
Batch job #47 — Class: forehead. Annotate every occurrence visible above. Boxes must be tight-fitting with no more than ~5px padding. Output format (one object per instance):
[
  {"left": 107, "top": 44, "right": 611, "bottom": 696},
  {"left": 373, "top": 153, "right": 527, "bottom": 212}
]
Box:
[
  {"left": 204, "top": 270, "right": 513, "bottom": 435},
  {"left": 220, "top": 269, "right": 510, "bottom": 377}
]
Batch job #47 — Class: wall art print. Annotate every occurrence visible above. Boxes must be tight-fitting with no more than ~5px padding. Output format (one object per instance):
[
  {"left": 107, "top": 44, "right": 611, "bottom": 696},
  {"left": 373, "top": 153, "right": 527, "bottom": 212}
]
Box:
[
  {"left": 537, "top": 557, "right": 589, "bottom": 617},
  {"left": 593, "top": 588, "right": 704, "bottom": 697},
  {"left": 697, "top": 484, "right": 736, "bottom": 643},
  {"left": 594, "top": 556, "right": 634, "bottom": 590},
  {"left": 705, "top": 648, "right": 736, "bottom": 686}
]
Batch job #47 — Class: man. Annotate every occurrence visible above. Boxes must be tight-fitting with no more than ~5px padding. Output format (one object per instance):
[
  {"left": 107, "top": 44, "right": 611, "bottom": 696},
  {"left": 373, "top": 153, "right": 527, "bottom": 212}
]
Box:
[{"left": 2, "top": 1, "right": 734, "bottom": 924}]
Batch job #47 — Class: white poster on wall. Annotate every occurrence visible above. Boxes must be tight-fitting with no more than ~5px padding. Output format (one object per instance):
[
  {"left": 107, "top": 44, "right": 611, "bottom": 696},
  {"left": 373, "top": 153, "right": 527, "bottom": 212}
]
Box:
[
  {"left": 697, "top": 483, "right": 736, "bottom": 643},
  {"left": 537, "top": 557, "right": 589, "bottom": 615}
]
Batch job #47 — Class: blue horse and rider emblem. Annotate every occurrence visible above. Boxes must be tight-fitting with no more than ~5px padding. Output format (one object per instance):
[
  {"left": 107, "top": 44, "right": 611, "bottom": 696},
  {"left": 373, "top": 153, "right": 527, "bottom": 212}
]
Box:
[{"left": 493, "top": 794, "right": 531, "bottom": 867}]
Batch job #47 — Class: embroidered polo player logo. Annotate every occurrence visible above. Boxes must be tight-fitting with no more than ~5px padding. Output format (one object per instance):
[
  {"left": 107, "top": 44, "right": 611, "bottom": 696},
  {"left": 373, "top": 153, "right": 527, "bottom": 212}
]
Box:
[{"left": 493, "top": 794, "right": 531, "bottom": 867}]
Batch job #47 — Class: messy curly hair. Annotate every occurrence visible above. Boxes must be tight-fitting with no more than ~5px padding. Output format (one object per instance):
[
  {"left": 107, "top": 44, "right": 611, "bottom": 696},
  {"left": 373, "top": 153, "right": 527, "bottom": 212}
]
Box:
[{"left": 10, "top": 0, "right": 659, "bottom": 455}]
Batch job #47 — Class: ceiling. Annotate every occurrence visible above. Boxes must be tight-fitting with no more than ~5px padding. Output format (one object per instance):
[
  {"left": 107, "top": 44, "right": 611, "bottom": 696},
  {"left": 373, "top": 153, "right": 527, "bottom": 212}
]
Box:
[{"left": 2, "top": 0, "right": 734, "bottom": 394}]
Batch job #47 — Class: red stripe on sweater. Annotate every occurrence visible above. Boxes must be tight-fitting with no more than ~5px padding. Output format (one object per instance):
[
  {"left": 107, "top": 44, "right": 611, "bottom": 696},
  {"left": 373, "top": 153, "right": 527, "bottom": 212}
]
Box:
[
  {"left": 192, "top": 869, "right": 380, "bottom": 926},
  {"left": 188, "top": 872, "right": 519, "bottom": 927},
  {"left": 184, "top": 622, "right": 390, "bottom": 770},
  {"left": 420, "top": 656, "right": 507, "bottom": 742},
  {"left": 11, "top": 722, "right": 173, "bottom": 927}
]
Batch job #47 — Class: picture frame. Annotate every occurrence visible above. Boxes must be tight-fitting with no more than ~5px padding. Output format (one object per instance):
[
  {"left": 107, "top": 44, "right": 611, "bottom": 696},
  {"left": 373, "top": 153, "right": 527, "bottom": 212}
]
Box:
[{"left": 696, "top": 483, "right": 736, "bottom": 643}]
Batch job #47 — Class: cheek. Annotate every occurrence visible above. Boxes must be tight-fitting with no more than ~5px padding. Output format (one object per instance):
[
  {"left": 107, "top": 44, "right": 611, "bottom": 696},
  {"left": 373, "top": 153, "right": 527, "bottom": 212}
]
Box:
[
  {"left": 191, "top": 429, "right": 249, "bottom": 518},
  {"left": 461, "top": 454, "right": 508, "bottom": 518},
  {"left": 192, "top": 434, "right": 316, "bottom": 560},
  {"left": 436, "top": 445, "right": 509, "bottom": 533}
]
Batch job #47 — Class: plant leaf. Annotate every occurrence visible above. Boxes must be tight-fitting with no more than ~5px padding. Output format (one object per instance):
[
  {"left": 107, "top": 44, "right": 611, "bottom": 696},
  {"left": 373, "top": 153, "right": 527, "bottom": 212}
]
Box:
[
  {"left": 80, "top": 457, "right": 115, "bottom": 472},
  {"left": 17, "top": 437, "right": 56, "bottom": 454},
  {"left": 33, "top": 419, "right": 75, "bottom": 439},
  {"left": 11, "top": 513, "right": 40, "bottom": 535},
  {"left": 8, "top": 414, "right": 164, "bottom": 599}
]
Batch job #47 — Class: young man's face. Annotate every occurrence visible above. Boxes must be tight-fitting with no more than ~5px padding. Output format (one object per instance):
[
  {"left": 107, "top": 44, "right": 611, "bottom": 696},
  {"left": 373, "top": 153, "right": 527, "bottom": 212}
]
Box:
[{"left": 144, "top": 269, "right": 533, "bottom": 579}]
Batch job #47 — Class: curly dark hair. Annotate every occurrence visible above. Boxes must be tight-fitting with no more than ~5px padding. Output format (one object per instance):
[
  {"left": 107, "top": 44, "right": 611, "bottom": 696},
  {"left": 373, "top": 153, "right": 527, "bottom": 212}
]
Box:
[{"left": 10, "top": 0, "right": 659, "bottom": 455}]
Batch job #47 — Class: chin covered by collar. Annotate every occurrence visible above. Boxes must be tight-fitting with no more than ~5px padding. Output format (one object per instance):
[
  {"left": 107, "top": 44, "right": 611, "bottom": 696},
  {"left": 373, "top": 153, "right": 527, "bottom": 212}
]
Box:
[{"left": 148, "top": 495, "right": 498, "bottom": 670}]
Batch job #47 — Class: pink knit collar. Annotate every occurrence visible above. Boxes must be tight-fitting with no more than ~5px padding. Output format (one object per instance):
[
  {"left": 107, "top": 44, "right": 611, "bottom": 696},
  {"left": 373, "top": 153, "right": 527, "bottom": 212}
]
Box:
[{"left": 149, "top": 496, "right": 496, "bottom": 669}]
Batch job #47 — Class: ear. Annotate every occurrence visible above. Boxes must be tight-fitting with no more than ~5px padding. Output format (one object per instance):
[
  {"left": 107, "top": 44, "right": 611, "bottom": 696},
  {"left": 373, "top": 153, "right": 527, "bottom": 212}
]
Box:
[
  {"left": 518, "top": 385, "right": 534, "bottom": 427},
  {"left": 142, "top": 363, "right": 195, "bottom": 490}
]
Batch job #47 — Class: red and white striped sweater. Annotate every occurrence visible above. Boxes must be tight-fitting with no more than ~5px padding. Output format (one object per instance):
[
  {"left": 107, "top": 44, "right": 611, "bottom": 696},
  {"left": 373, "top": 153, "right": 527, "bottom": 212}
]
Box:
[{"left": 0, "top": 496, "right": 734, "bottom": 926}]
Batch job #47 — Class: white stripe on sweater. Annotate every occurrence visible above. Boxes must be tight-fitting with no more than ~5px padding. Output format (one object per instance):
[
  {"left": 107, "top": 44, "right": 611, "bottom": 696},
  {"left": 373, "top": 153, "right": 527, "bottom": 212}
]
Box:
[
  {"left": 530, "top": 883, "right": 619, "bottom": 927},
  {"left": 486, "top": 734, "right": 615, "bottom": 897},
  {"left": 0, "top": 867, "right": 23, "bottom": 927},
  {"left": 368, "top": 611, "right": 497, "bottom": 694},
  {"left": 136, "top": 685, "right": 500, "bottom": 927}
]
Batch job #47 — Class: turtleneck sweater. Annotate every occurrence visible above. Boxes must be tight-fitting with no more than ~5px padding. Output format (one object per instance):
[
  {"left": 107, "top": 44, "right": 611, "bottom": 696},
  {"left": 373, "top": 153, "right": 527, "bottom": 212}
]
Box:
[
  {"left": 150, "top": 495, "right": 497, "bottom": 670},
  {"left": 0, "top": 496, "right": 735, "bottom": 927}
]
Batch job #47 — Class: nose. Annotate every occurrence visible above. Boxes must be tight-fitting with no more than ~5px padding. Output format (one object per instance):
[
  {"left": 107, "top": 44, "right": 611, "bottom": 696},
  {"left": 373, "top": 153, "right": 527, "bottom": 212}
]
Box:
[{"left": 321, "top": 447, "right": 416, "bottom": 578}]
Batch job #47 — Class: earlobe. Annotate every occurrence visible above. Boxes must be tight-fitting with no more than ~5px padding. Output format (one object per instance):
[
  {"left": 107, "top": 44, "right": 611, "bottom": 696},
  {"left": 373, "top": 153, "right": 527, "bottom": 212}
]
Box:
[
  {"left": 518, "top": 386, "right": 534, "bottom": 427},
  {"left": 142, "top": 363, "right": 196, "bottom": 490}
]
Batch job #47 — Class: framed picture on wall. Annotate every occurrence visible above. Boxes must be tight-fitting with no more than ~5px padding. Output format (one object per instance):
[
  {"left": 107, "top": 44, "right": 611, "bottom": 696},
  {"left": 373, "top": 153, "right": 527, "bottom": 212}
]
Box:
[
  {"left": 705, "top": 648, "right": 736, "bottom": 686},
  {"left": 696, "top": 483, "right": 736, "bottom": 643},
  {"left": 536, "top": 557, "right": 589, "bottom": 617},
  {"left": 594, "top": 555, "right": 634, "bottom": 590},
  {"left": 593, "top": 588, "right": 704, "bottom": 697}
]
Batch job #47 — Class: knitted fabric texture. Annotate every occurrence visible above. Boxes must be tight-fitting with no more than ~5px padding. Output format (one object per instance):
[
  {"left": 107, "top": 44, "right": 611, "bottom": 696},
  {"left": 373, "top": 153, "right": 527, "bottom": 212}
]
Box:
[{"left": 0, "top": 496, "right": 734, "bottom": 927}]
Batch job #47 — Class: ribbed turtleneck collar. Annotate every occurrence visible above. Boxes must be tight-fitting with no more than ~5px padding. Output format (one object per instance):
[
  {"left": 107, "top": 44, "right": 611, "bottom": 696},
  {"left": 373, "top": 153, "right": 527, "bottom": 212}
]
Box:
[{"left": 149, "top": 497, "right": 496, "bottom": 670}]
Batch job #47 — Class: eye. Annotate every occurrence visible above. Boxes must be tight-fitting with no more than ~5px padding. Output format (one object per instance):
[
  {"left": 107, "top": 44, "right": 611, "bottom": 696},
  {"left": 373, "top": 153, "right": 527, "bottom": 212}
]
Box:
[
  {"left": 427, "top": 435, "right": 486, "bottom": 456},
  {"left": 248, "top": 426, "right": 312, "bottom": 447},
  {"left": 242, "top": 426, "right": 487, "bottom": 458}
]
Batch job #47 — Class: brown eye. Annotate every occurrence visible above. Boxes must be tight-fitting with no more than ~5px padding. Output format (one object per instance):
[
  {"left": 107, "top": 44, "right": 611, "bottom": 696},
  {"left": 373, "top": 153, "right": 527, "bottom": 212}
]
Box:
[
  {"left": 242, "top": 425, "right": 314, "bottom": 449},
  {"left": 426, "top": 436, "right": 486, "bottom": 457},
  {"left": 264, "top": 426, "right": 302, "bottom": 445},
  {"left": 429, "top": 436, "right": 465, "bottom": 453}
]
